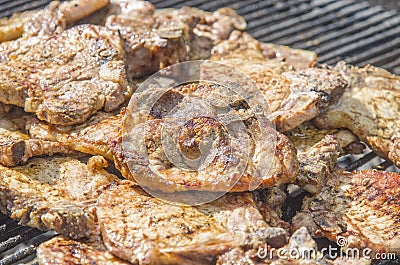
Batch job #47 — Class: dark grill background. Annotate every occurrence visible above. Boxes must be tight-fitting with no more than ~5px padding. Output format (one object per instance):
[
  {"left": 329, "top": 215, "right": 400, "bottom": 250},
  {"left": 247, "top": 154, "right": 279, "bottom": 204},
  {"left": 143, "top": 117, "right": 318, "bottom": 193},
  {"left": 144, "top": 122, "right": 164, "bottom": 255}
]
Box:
[{"left": 0, "top": 0, "right": 399, "bottom": 264}]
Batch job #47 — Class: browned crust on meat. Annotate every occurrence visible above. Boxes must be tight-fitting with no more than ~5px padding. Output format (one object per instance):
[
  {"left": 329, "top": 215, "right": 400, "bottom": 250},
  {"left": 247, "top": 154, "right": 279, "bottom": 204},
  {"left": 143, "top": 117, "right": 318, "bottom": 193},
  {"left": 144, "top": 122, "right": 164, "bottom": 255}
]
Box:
[{"left": 292, "top": 170, "right": 400, "bottom": 255}]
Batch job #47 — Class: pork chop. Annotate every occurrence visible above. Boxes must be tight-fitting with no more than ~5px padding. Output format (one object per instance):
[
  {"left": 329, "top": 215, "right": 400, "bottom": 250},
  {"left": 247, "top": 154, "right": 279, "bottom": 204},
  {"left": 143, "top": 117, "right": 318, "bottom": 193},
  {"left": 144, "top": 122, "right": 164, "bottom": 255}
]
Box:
[
  {"left": 37, "top": 236, "right": 130, "bottom": 265},
  {"left": 0, "top": 155, "right": 119, "bottom": 239},
  {"left": 29, "top": 82, "right": 300, "bottom": 193},
  {"left": 210, "top": 31, "right": 347, "bottom": 132},
  {"left": 105, "top": 1, "right": 246, "bottom": 79},
  {"left": 313, "top": 62, "right": 400, "bottom": 166},
  {"left": 292, "top": 169, "right": 400, "bottom": 255},
  {"left": 96, "top": 180, "right": 284, "bottom": 264},
  {"left": 0, "top": 24, "right": 130, "bottom": 125}
]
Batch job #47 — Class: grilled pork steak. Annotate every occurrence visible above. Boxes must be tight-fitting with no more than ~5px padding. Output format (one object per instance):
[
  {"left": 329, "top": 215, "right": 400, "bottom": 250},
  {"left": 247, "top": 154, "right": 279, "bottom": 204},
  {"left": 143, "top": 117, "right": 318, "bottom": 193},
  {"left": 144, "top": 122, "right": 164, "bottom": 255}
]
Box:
[
  {"left": 314, "top": 62, "right": 400, "bottom": 167},
  {"left": 0, "top": 24, "right": 130, "bottom": 125},
  {"left": 29, "top": 82, "right": 300, "bottom": 192},
  {"left": 216, "top": 227, "right": 327, "bottom": 265},
  {"left": 0, "top": 156, "right": 119, "bottom": 239},
  {"left": 37, "top": 236, "right": 130, "bottom": 265},
  {"left": 105, "top": 0, "right": 246, "bottom": 79},
  {"left": 96, "top": 180, "right": 282, "bottom": 264},
  {"left": 0, "top": 0, "right": 109, "bottom": 42},
  {"left": 292, "top": 170, "right": 400, "bottom": 255},
  {"left": 210, "top": 31, "right": 347, "bottom": 132}
]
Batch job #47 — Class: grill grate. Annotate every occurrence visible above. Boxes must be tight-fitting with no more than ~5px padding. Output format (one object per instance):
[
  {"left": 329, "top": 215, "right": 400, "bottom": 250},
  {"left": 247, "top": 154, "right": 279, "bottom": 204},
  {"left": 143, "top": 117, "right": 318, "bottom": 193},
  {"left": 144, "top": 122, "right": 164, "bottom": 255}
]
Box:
[{"left": 0, "top": 0, "right": 399, "bottom": 264}]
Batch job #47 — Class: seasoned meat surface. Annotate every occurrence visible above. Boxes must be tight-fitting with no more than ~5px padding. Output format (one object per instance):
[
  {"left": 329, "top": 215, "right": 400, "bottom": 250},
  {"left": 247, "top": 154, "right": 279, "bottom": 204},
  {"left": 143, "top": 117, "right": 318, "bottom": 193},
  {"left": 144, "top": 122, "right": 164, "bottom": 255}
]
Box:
[
  {"left": 216, "top": 227, "right": 327, "bottom": 265},
  {"left": 292, "top": 170, "right": 400, "bottom": 255},
  {"left": 314, "top": 62, "right": 400, "bottom": 166},
  {"left": 96, "top": 181, "right": 280, "bottom": 264},
  {"left": 0, "top": 0, "right": 109, "bottom": 42},
  {"left": 29, "top": 82, "right": 300, "bottom": 193},
  {"left": 37, "top": 236, "right": 130, "bottom": 265},
  {"left": 290, "top": 134, "right": 340, "bottom": 194},
  {"left": 105, "top": 1, "right": 245, "bottom": 78},
  {"left": 211, "top": 31, "right": 347, "bottom": 132},
  {"left": 0, "top": 24, "right": 130, "bottom": 125},
  {"left": 286, "top": 122, "right": 364, "bottom": 155},
  {"left": 0, "top": 156, "right": 119, "bottom": 239}
]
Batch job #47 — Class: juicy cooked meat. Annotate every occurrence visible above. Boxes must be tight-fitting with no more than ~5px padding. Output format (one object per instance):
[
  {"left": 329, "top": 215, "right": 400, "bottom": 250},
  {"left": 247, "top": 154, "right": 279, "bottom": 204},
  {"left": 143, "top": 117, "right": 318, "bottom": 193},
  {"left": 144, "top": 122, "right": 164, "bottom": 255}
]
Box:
[
  {"left": 29, "top": 82, "right": 300, "bottom": 192},
  {"left": 0, "top": 24, "right": 130, "bottom": 125},
  {"left": 105, "top": 1, "right": 245, "bottom": 79},
  {"left": 314, "top": 62, "right": 400, "bottom": 166},
  {"left": 0, "top": 109, "right": 75, "bottom": 166},
  {"left": 0, "top": 0, "right": 109, "bottom": 42},
  {"left": 0, "top": 156, "right": 119, "bottom": 239},
  {"left": 216, "top": 227, "right": 326, "bottom": 265},
  {"left": 286, "top": 122, "right": 365, "bottom": 155},
  {"left": 0, "top": 102, "right": 11, "bottom": 114},
  {"left": 260, "top": 42, "right": 317, "bottom": 70},
  {"left": 37, "top": 236, "right": 130, "bottom": 265},
  {"left": 96, "top": 180, "right": 281, "bottom": 264},
  {"left": 211, "top": 31, "right": 316, "bottom": 70},
  {"left": 292, "top": 170, "right": 400, "bottom": 255},
  {"left": 0, "top": 127, "right": 73, "bottom": 167},
  {"left": 210, "top": 31, "right": 347, "bottom": 132},
  {"left": 295, "top": 135, "right": 339, "bottom": 194}
]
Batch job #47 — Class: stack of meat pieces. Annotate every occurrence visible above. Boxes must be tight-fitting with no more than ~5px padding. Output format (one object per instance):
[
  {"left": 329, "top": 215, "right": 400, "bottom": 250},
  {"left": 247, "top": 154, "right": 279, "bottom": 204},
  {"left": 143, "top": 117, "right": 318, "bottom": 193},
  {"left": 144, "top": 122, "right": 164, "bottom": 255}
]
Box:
[{"left": 0, "top": 0, "right": 398, "bottom": 264}]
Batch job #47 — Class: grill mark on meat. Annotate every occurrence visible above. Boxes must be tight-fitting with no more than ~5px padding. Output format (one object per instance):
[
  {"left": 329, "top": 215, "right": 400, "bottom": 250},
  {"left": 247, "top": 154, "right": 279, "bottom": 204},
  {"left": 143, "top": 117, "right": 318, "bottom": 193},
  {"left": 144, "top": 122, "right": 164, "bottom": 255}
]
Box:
[
  {"left": 0, "top": 24, "right": 130, "bottom": 125},
  {"left": 96, "top": 181, "right": 280, "bottom": 264},
  {"left": 314, "top": 62, "right": 400, "bottom": 167},
  {"left": 210, "top": 31, "right": 347, "bottom": 132},
  {"left": 0, "top": 155, "right": 119, "bottom": 239},
  {"left": 292, "top": 170, "right": 400, "bottom": 255}
]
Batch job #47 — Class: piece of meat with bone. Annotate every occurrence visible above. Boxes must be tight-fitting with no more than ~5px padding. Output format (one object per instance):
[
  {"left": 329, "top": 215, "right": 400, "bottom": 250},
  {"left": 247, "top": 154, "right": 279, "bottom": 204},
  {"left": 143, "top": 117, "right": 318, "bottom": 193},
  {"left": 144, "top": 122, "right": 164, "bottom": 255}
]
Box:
[
  {"left": 210, "top": 31, "right": 347, "bottom": 132},
  {"left": 0, "top": 0, "right": 109, "bottom": 42},
  {"left": 37, "top": 236, "right": 130, "bottom": 265},
  {"left": 0, "top": 24, "right": 130, "bottom": 125},
  {"left": 292, "top": 169, "right": 400, "bottom": 256},
  {"left": 0, "top": 155, "right": 119, "bottom": 239},
  {"left": 105, "top": 1, "right": 246, "bottom": 78},
  {"left": 96, "top": 180, "right": 284, "bottom": 264},
  {"left": 313, "top": 62, "right": 400, "bottom": 166},
  {"left": 29, "top": 83, "right": 299, "bottom": 193}
]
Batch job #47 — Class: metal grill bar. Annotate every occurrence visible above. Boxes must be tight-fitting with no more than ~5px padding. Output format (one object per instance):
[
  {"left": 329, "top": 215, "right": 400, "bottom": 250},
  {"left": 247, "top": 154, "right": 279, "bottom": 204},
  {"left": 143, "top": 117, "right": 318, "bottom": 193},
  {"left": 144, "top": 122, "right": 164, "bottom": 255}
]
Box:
[
  {"left": 0, "top": 228, "right": 42, "bottom": 253},
  {"left": 346, "top": 38, "right": 400, "bottom": 65},
  {"left": 264, "top": 2, "right": 370, "bottom": 43},
  {"left": 0, "top": 0, "right": 51, "bottom": 18}
]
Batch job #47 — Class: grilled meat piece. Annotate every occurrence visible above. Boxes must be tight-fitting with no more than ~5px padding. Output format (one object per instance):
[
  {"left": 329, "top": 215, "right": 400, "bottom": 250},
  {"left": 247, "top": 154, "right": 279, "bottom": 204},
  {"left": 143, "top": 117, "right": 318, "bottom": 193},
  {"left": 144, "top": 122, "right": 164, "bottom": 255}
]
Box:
[
  {"left": 0, "top": 24, "right": 130, "bottom": 125},
  {"left": 286, "top": 122, "right": 365, "bottom": 155},
  {"left": 314, "top": 62, "right": 400, "bottom": 166},
  {"left": 295, "top": 135, "right": 340, "bottom": 194},
  {"left": 37, "top": 236, "right": 130, "bottom": 265},
  {"left": 292, "top": 170, "right": 400, "bottom": 255},
  {"left": 105, "top": 1, "right": 245, "bottom": 78},
  {"left": 216, "top": 227, "right": 327, "bottom": 265},
  {"left": 0, "top": 156, "right": 119, "bottom": 239},
  {"left": 0, "top": 102, "right": 11, "bottom": 114},
  {"left": 96, "top": 180, "right": 280, "bottom": 264},
  {"left": 29, "top": 83, "right": 300, "bottom": 193},
  {"left": 260, "top": 42, "right": 317, "bottom": 70},
  {"left": 211, "top": 31, "right": 347, "bottom": 132},
  {"left": 0, "top": 0, "right": 109, "bottom": 42},
  {"left": 0, "top": 109, "right": 75, "bottom": 166},
  {"left": 211, "top": 31, "right": 316, "bottom": 70}
]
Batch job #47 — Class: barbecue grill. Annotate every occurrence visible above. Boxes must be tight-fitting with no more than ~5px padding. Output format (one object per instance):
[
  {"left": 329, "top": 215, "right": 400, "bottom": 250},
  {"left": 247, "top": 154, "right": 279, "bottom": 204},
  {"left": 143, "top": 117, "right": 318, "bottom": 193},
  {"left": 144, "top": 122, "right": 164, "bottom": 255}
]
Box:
[{"left": 0, "top": 0, "right": 400, "bottom": 264}]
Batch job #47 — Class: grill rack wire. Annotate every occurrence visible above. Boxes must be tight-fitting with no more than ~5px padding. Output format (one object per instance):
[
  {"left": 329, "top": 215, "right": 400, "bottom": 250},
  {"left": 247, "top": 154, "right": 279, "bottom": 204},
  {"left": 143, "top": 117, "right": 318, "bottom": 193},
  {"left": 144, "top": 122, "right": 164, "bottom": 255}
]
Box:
[{"left": 0, "top": 0, "right": 400, "bottom": 264}]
